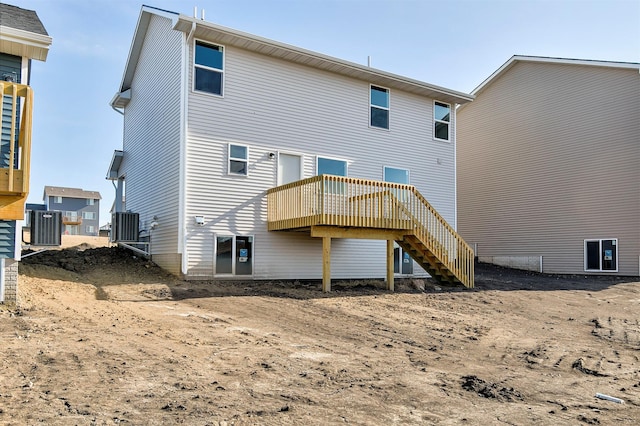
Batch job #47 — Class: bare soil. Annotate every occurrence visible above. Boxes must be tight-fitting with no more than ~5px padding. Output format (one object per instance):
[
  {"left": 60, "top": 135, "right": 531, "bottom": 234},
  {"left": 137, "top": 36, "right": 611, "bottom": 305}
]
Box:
[{"left": 1, "top": 246, "right": 639, "bottom": 425}]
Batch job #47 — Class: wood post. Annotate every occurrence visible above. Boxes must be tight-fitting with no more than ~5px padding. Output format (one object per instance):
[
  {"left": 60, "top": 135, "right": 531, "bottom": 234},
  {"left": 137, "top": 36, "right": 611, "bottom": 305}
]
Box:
[
  {"left": 386, "top": 239, "right": 394, "bottom": 291},
  {"left": 322, "top": 236, "right": 331, "bottom": 292}
]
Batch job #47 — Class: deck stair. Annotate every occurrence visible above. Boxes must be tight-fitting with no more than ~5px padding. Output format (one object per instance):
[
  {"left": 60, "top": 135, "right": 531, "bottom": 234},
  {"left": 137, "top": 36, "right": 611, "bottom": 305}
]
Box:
[{"left": 267, "top": 175, "right": 474, "bottom": 288}]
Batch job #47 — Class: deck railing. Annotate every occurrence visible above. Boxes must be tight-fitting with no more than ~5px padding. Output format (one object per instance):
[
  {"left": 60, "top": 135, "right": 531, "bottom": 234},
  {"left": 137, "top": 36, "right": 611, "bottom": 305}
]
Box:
[
  {"left": 267, "top": 175, "right": 474, "bottom": 287},
  {"left": 0, "top": 82, "right": 33, "bottom": 196}
]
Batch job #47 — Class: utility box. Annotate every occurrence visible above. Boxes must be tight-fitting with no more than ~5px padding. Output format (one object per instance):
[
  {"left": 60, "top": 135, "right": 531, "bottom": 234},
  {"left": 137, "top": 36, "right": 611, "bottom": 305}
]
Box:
[
  {"left": 111, "top": 212, "right": 139, "bottom": 242},
  {"left": 30, "top": 210, "right": 62, "bottom": 246}
]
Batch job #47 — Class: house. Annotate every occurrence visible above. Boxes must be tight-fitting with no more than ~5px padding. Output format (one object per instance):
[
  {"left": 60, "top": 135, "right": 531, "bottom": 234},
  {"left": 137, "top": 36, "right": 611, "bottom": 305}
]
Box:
[
  {"left": 0, "top": 2, "right": 51, "bottom": 303},
  {"left": 107, "top": 5, "right": 475, "bottom": 289},
  {"left": 43, "top": 186, "right": 101, "bottom": 236},
  {"left": 457, "top": 56, "right": 640, "bottom": 276}
]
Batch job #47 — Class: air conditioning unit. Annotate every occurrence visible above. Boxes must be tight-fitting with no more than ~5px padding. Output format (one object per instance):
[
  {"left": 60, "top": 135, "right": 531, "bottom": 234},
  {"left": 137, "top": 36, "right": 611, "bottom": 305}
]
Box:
[
  {"left": 30, "top": 211, "right": 62, "bottom": 246},
  {"left": 111, "top": 212, "right": 139, "bottom": 242}
]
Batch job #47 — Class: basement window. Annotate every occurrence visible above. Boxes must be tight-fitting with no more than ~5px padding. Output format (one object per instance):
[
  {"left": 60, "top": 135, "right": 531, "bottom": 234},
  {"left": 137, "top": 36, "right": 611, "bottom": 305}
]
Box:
[{"left": 584, "top": 238, "right": 618, "bottom": 272}]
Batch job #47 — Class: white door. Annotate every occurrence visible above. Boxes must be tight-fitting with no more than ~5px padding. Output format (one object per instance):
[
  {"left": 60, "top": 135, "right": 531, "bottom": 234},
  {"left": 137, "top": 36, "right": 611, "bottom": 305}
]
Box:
[{"left": 278, "top": 153, "right": 302, "bottom": 185}]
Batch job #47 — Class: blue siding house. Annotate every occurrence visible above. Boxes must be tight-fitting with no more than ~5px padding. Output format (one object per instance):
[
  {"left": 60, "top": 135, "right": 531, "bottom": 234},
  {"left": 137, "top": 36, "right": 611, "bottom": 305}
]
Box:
[{"left": 43, "top": 186, "right": 101, "bottom": 236}]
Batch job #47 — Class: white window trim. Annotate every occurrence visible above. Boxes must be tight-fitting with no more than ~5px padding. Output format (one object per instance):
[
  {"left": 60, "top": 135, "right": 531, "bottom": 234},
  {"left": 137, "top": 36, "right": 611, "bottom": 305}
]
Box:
[
  {"left": 213, "top": 234, "right": 254, "bottom": 277},
  {"left": 383, "top": 166, "right": 410, "bottom": 184},
  {"left": 228, "top": 143, "right": 249, "bottom": 176},
  {"left": 584, "top": 238, "right": 619, "bottom": 272},
  {"left": 54, "top": 196, "right": 62, "bottom": 204},
  {"left": 434, "top": 100, "right": 451, "bottom": 142},
  {"left": 316, "top": 155, "right": 349, "bottom": 177},
  {"left": 86, "top": 199, "right": 95, "bottom": 206},
  {"left": 369, "top": 84, "right": 390, "bottom": 131},
  {"left": 82, "top": 211, "right": 96, "bottom": 220},
  {"left": 193, "top": 39, "right": 225, "bottom": 97}
]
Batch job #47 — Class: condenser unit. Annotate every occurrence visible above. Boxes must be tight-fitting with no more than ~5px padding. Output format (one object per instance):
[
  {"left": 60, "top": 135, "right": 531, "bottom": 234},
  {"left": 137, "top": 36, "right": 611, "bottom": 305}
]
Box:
[
  {"left": 111, "top": 212, "right": 139, "bottom": 242},
  {"left": 30, "top": 211, "right": 62, "bottom": 246}
]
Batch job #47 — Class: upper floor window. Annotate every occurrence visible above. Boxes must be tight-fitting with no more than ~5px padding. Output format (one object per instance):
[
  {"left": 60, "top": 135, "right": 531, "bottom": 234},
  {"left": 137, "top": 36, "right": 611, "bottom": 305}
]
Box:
[
  {"left": 194, "top": 41, "right": 224, "bottom": 96},
  {"left": 229, "top": 144, "right": 248, "bottom": 175},
  {"left": 54, "top": 196, "right": 62, "bottom": 203},
  {"left": 86, "top": 199, "right": 95, "bottom": 206},
  {"left": 82, "top": 211, "right": 96, "bottom": 220},
  {"left": 370, "top": 85, "right": 389, "bottom": 129},
  {"left": 434, "top": 101, "right": 451, "bottom": 141}
]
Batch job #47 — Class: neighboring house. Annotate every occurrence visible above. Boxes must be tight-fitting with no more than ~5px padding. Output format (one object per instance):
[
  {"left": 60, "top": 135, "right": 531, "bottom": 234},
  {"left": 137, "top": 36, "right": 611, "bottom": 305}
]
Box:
[
  {"left": 0, "top": 2, "right": 51, "bottom": 303},
  {"left": 107, "top": 6, "right": 475, "bottom": 289},
  {"left": 457, "top": 55, "right": 640, "bottom": 276},
  {"left": 43, "top": 186, "right": 101, "bottom": 236}
]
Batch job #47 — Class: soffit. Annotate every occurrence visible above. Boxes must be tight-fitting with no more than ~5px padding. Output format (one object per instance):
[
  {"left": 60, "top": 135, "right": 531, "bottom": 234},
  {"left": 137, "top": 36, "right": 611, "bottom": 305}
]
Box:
[{"left": 175, "top": 17, "right": 473, "bottom": 105}]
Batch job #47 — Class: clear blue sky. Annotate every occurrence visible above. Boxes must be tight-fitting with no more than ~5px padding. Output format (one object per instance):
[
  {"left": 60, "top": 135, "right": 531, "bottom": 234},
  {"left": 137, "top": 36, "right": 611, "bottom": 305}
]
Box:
[{"left": 12, "top": 0, "right": 640, "bottom": 225}]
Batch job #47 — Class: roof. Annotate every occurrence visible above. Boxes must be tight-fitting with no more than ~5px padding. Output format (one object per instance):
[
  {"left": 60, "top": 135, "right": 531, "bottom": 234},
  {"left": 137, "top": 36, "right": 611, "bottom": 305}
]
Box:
[
  {"left": 113, "top": 5, "right": 473, "bottom": 108},
  {"left": 0, "top": 2, "right": 52, "bottom": 61},
  {"left": 471, "top": 55, "right": 640, "bottom": 97},
  {"left": 43, "top": 186, "right": 102, "bottom": 200}
]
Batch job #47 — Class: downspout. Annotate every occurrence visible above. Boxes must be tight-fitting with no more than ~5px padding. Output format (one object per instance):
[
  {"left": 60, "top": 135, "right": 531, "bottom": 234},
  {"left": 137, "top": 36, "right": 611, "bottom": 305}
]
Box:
[{"left": 180, "top": 22, "right": 196, "bottom": 276}]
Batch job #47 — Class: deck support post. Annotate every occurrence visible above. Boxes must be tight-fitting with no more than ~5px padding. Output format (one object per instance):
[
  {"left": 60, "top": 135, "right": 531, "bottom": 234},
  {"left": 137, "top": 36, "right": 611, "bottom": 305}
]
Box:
[
  {"left": 386, "top": 239, "right": 394, "bottom": 291},
  {"left": 322, "top": 236, "right": 331, "bottom": 292}
]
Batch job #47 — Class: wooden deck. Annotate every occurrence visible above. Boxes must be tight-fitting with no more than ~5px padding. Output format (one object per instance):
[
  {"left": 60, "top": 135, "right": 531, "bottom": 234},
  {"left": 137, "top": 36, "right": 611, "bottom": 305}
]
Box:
[
  {"left": 267, "top": 175, "right": 474, "bottom": 290},
  {"left": 0, "top": 82, "right": 33, "bottom": 220}
]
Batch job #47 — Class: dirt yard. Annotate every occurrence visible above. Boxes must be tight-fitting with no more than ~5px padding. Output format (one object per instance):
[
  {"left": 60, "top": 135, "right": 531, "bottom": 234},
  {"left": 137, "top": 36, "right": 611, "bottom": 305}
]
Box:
[{"left": 1, "top": 246, "right": 639, "bottom": 425}]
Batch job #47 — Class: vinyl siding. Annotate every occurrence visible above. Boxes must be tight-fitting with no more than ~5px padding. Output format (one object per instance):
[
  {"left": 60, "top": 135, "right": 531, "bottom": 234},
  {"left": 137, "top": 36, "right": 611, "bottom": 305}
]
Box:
[
  {"left": 183, "top": 41, "right": 457, "bottom": 279},
  {"left": 120, "top": 14, "right": 183, "bottom": 258},
  {"left": 457, "top": 62, "right": 640, "bottom": 275},
  {"left": 1, "top": 53, "right": 21, "bottom": 169}
]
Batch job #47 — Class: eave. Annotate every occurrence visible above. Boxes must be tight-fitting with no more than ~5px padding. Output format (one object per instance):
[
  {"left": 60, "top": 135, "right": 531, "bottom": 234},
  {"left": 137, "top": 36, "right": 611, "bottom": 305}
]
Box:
[
  {"left": 173, "top": 16, "right": 473, "bottom": 106},
  {"left": 0, "top": 26, "right": 52, "bottom": 61}
]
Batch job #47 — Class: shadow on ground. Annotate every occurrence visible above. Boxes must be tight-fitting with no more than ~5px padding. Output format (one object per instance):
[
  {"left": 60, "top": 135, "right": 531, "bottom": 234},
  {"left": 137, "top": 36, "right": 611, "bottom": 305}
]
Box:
[{"left": 19, "top": 246, "right": 638, "bottom": 302}]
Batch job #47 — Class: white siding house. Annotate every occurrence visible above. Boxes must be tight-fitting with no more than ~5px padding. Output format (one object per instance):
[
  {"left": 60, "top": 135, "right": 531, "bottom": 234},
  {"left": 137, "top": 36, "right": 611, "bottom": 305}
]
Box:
[{"left": 108, "top": 6, "right": 473, "bottom": 286}]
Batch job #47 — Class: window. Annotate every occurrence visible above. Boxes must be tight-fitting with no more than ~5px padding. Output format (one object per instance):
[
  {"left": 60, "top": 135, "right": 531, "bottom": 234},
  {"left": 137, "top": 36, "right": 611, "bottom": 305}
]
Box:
[
  {"left": 317, "top": 157, "right": 347, "bottom": 177},
  {"left": 434, "top": 101, "right": 451, "bottom": 141},
  {"left": 54, "top": 196, "right": 62, "bottom": 204},
  {"left": 194, "top": 40, "right": 223, "bottom": 96},
  {"left": 86, "top": 199, "right": 95, "bottom": 206},
  {"left": 82, "top": 211, "right": 96, "bottom": 220},
  {"left": 228, "top": 144, "right": 248, "bottom": 175},
  {"left": 215, "top": 235, "right": 253, "bottom": 275},
  {"left": 86, "top": 225, "right": 95, "bottom": 234},
  {"left": 584, "top": 239, "right": 618, "bottom": 272},
  {"left": 383, "top": 166, "right": 409, "bottom": 184},
  {"left": 318, "top": 156, "right": 347, "bottom": 193},
  {"left": 384, "top": 166, "right": 410, "bottom": 202},
  {"left": 370, "top": 85, "right": 389, "bottom": 129}
]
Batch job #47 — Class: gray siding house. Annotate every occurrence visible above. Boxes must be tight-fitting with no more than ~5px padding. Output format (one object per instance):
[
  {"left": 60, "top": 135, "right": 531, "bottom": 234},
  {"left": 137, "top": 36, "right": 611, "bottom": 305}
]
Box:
[
  {"left": 457, "top": 56, "right": 640, "bottom": 276},
  {"left": 0, "top": 2, "right": 51, "bottom": 303},
  {"left": 107, "top": 6, "right": 475, "bottom": 287},
  {"left": 43, "top": 186, "right": 101, "bottom": 236}
]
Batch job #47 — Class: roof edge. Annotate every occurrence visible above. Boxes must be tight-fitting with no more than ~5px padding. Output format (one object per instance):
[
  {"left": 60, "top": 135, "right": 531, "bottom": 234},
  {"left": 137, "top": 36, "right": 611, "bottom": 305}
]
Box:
[
  {"left": 173, "top": 14, "right": 473, "bottom": 104},
  {"left": 471, "top": 55, "right": 640, "bottom": 97},
  {"left": 117, "top": 6, "right": 179, "bottom": 93},
  {"left": 0, "top": 26, "right": 52, "bottom": 61}
]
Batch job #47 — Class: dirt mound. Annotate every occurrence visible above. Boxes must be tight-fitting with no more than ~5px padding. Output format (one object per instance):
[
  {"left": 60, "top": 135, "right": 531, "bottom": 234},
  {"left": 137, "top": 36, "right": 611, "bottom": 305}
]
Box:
[
  {"left": 21, "top": 246, "right": 154, "bottom": 273},
  {"left": 18, "top": 246, "right": 177, "bottom": 288}
]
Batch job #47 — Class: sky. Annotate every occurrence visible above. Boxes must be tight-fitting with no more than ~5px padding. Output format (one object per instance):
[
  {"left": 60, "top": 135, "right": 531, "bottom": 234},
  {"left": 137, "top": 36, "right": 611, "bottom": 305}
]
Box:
[{"left": 9, "top": 0, "right": 640, "bottom": 226}]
